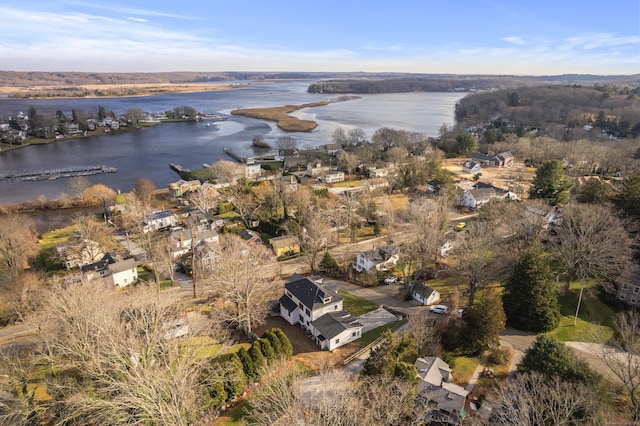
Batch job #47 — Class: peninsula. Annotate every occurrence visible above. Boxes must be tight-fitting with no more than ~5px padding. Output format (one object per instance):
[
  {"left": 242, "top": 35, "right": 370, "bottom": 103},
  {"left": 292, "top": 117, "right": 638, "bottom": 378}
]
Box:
[{"left": 231, "top": 101, "right": 329, "bottom": 132}]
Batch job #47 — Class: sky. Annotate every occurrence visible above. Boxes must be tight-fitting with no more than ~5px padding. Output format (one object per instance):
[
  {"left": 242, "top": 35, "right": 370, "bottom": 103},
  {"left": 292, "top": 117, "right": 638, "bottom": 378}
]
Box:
[{"left": 1, "top": 0, "right": 639, "bottom": 75}]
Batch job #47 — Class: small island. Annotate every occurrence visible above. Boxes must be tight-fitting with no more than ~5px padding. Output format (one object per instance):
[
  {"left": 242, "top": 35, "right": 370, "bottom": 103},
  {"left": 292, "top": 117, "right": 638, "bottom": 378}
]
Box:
[{"left": 231, "top": 101, "right": 329, "bottom": 132}]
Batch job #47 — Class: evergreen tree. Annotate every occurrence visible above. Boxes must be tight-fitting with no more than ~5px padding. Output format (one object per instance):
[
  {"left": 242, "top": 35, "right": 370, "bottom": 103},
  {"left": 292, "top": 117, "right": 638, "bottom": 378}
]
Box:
[
  {"left": 258, "top": 339, "right": 276, "bottom": 363},
  {"left": 319, "top": 251, "right": 339, "bottom": 275},
  {"left": 363, "top": 331, "right": 397, "bottom": 377},
  {"left": 262, "top": 330, "right": 283, "bottom": 359},
  {"left": 613, "top": 173, "right": 640, "bottom": 219},
  {"left": 462, "top": 293, "right": 506, "bottom": 356},
  {"left": 207, "top": 380, "right": 227, "bottom": 410},
  {"left": 519, "top": 334, "right": 599, "bottom": 385},
  {"left": 223, "top": 354, "right": 248, "bottom": 400},
  {"left": 237, "top": 347, "right": 256, "bottom": 381},
  {"left": 249, "top": 341, "right": 266, "bottom": 377},
  {"left": 273, "top": 328, "right": 293, "bottom": 359},
  {"left": 529, "top": 160, "right": 573, "bottom": 206},
  {"left": 502, "top": 247, "right": 561, "bottom": 332},
  {"left": 393, "top": 362, "right": 418, "bottom": 383}
]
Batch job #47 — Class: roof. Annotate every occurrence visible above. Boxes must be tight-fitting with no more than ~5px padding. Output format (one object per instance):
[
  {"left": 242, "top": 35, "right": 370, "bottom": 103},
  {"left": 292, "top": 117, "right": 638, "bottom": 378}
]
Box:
[
  {"left": 108, "top": 258, "right": 136, "bottom": 274},
  {"left": 144, "top": 210, "right": 174, "bottom": 221},
  {"left": 81, "top": 252, "right": 116, "bottom": 273},
  {"left": 471, "top": 152, "right": 495, "bottom": 162},
  {"left": 279, "top": 294, "right": 298, "bottom": 313},
  {"left": 239, "top": 229, "right": 260, "bottom": 241},
  {"left": 269, "top": 235, "right": 298, "bottom": 249},
  {"left": 284, "top": 274, "right": 342, "bottom": 311},
  {"left": 412, "top": 282, "right": 438, "bottom": 299},
  {"left": 311, "top": 311, "right": 362, "bottom": 340},
  {"left": 361, "top": 245, "right": 397, "bottom": 263},
  {"left": 415, "top": 357, "right": 452, "bottom": 388},
  {"left": 462, "top": 160, "right": 480, "bottom": 169}
]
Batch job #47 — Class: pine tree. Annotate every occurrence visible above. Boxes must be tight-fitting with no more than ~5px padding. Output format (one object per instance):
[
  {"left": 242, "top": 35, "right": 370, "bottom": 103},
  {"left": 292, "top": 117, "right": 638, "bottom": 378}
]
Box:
[
  {"left": 249, "top": 341, "right": 266, "bottom": 377},
  {"left": 258, "top": 339, "right": 276, "bottom": 363},
  {"left": 262, "top": 330, "right": 283, "bottom": 359},
  {"left": 462, "top": 293, "right": 506, "bottom": 356},
  {"left": 502, "top": 247, "right": 560, "bottom": 332},
  {"left": 237, "top": 347, "right": 256, "bottom": 381},
  {"left": 223, "top": 354, "right": 248, "bottom": 400},
  {"left": 273, "top": 328, "right": 293, "bottom": 359},
  {"left": 529, "top": 160, "right": 573, "bottom": 206}
]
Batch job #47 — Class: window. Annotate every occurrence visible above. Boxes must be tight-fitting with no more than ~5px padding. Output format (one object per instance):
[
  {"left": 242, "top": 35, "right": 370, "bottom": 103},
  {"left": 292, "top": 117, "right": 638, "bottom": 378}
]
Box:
[
  {"left": 634, "top": 287, "right": 640, "bottom": 294},
  {"left": 352, "top": 332, "right": 357, "bottom": 337},
  {"left": 335, "top": 339, "right": 340, "bottom": 344},
  {"left": 620, "top": 294, "right": 627, "bottom": 300},
  {"left": 305, "top": 308, "right": 310, "bottom": 316},
  {"left": 631, "top": 298, "right": 638, "bottom": 305},
  {"left": 298, "top": 302, "right": 304, "bottom": 309},
  {"left": 623, "top": 284, "right": 629, "bottom": 290}
]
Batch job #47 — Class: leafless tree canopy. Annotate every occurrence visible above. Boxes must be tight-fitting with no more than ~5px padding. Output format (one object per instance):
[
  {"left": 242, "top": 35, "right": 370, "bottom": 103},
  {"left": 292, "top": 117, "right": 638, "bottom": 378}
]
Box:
[
  {"left": 0, "top": 213, "right": 37, "bottom": 281},
  {"left": 491, "top": 372, "right": 605, "bottom": 425},
  {"left": 554, "top": 203, "right": 631, "bottom": 294}
]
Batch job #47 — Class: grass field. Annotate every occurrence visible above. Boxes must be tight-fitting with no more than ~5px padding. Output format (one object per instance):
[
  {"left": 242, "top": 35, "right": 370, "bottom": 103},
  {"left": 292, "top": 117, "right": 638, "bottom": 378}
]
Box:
[
  {"left": 231, "top": 101, "right": 328, "bottom": 132},
  {"left": 357, "top": 319, "right": 407, "bottom": 346},
  {"left": 338, "top": 290, "right": 379, "bottom": 317},
  {"left": 551, "top": 286, "right": 617, "bottom": 342},
  {"left": 450, "top": 356, "right": 480, "bottom": 386}
]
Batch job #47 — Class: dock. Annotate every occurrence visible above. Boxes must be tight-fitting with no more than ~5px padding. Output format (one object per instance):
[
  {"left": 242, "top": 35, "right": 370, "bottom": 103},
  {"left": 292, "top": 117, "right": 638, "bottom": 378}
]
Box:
[{"left": 0, "top": 165, "right": 117, "bottom": 181}]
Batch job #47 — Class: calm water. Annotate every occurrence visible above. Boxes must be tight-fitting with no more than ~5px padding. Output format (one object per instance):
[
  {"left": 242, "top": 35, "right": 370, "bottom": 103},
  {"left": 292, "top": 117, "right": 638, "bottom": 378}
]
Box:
[{"left": 0, "top": 81, "right": 465, "bottom": 203}]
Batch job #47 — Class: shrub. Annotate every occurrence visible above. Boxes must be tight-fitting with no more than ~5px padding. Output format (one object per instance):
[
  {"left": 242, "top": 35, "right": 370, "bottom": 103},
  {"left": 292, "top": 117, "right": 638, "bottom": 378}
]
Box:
[{"left": 488, "top": 347, "right": 512, "bottom": 366}]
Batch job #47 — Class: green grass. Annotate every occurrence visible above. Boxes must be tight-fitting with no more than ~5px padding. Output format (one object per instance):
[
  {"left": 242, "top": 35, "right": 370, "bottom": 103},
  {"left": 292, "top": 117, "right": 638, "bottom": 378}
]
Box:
[
  {"left": 38, "top": 226, "right": 75, "bottom": 250},
  {"left": 338, "top": 291, "right": 379, "bottom": 317},
  {"left": 214, "top": 399, "right": 249, "bottom": 426},
  {"left": 357, "top": 319, "right": 407, "bottom": 346},
  {"left": 159, "top": 280, "right": 173, "bottom": 289},
  {"left": 180, "top": 336, "right": 223, "bottom": 359},
  {"left": 331, "top": 179, "right": 364, "bottom": 188},
  {"left": 218, "top": 211, "right": 241, "bottom": 219},
  {"left": 549, "top": 287, "right": 617, "bottom": 342},
  {"left": 450, "top": 356, "right": 480, "bottom": 386}
]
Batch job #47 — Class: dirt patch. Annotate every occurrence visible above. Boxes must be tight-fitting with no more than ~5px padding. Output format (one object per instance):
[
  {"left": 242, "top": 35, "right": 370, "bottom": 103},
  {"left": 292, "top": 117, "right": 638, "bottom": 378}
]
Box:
[{"left": 254, "top": 315, "right": 360, "bottom": 370}]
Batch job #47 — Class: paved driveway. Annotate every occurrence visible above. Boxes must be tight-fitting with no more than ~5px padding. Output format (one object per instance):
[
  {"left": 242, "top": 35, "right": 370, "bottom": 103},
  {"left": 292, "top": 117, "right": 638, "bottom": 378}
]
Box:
[{"left": 356, "top": 307, "right": 401, "bottom": 333}]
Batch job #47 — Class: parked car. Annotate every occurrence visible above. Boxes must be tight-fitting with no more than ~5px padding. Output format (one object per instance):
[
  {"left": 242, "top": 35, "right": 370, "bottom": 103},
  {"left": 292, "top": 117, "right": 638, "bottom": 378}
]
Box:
[
  {"left": 429, "top": 305, "right": 449, "bottom": 315},
  {"left": 383, "top": 275, "right": 398, "bottom": 285}
]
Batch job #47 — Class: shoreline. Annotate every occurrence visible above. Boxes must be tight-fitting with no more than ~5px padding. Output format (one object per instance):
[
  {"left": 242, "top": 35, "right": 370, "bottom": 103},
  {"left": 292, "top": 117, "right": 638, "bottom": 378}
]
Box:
[{"left": 0, "top": 82, "right": 248, "bottom": 99}]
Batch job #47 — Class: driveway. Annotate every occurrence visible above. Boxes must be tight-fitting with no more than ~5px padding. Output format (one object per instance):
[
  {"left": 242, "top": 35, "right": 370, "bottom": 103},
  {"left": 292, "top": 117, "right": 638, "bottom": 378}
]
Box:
[{"left": 356, "top": 307, "right": 401, "bottom": 333}]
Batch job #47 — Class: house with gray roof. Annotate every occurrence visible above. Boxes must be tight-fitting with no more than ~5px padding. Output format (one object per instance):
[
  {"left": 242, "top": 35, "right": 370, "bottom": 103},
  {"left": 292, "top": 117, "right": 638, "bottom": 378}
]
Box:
[
  {"left": 415, "top": 357, "right": 469, "bottom": 425},
  {"left": 411, "top": 283, "right": 441, "bottom": 306},
  {"left": 279, "top": 274, "right": 362, "bottom": 350},
  {"left": 353, "top": 245, "right": 399, "bottom": 273},
  {"left": 80, "top": 253, "right": 138, "bottom": 288}
]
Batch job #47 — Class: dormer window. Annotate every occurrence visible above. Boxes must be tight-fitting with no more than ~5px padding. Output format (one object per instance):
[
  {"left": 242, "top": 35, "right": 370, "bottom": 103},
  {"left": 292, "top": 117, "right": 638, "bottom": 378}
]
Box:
[{"left": 323, "top": 296, "right": 331, "bottom": 304}]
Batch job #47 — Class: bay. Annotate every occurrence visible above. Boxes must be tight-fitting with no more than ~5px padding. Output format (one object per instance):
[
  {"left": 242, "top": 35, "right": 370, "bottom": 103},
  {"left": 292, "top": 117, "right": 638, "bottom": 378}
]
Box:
[{"left": 0, "top": 81, "right": 464, "bottom": 203}]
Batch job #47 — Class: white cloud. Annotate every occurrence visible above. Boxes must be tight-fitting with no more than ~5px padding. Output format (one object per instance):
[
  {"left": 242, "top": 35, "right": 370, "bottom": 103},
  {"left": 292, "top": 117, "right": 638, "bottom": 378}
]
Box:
[
  {"left": 126, "top": 17, "right": 148, "bottom": 23},
  {"left": 502, "top": 36, "right": 526, "bottom": 45}
]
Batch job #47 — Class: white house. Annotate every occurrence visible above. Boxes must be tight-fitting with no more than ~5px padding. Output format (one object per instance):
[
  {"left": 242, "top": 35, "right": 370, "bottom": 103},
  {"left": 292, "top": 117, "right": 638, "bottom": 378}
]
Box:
[
  {"left": 461, "top": 160, "right": 481, "bottom": 175},
  {"left": 142, "top": 210, "right": 177, "bottom": 233},
  {"left": 321, "top": 170, "right": 345, "bottom": 184},
  {"left": 166, "top": 225, "right": 219, "bottom": 259},
  {"left": 306, "top": 162, "right": 329, "bottom": 178},
  {"left": 411, "top": 283, "right": 441, "bottom": 306},
  {"left": 245, "top": 162, "right": 262, "bottom": 180},
  {"left": 279, "top": 274, "right": 362, "bottom": 350},
  {"left": 454, "top": 183, "right": 509, "bottom": 209},
  {"left": 353, "top": 245, "right": 399, "bottom": 273},
  {"left": 81, "top": 253, "right": 138, "bottom": 288}
]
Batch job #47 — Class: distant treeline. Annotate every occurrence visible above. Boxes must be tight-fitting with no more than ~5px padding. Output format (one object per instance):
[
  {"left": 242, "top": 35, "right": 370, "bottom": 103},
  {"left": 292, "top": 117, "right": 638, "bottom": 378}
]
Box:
[
  {"left": 455, "top": 84, "right": 640, "bottom": 138},
  {"left": 306, "top": 75, "right": 640, "bottom": 94}
]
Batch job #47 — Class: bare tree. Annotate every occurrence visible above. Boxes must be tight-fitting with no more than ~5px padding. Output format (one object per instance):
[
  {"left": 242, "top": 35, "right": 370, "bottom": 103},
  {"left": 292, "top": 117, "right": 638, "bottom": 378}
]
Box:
[
  {"left": 491, "top": 372, "right": 605, "bottom": 425},
  {"left": 0, "top": 213, "right": 37, "bottom": 281},
  {"left": 337, "top": 151, "right": 360, "bottom": 177},
  {"left": 276, "top": 136, "right": 297, "bottom": 151},
  {"left": 228, "top": 179, "right": 265, "bottom": 228},
  {"left": 208, "top": 159, "right": 244, "bottom": 184},
  {"left": 66, "top": 175, "right": 91, "bottom": 199},
  {"left": 82, "top": 183, "right": 116, "bottom": 213},
  {"left": 454, "top": 222, "right": 502, "bottom": 306},
  {"left": 407, "top": 311, "right": 442, "bottom": 357},
  {"left": 385, "top": 146, "right": 409, "bottom": 166},
  {"left": 347, "top": 128, "right": 366, "bottom": 145},
  {"left": 203, "top": 234, "right": 276, "bottom": 336},
  {"left": 188, "top": 185, "right": 219, "bottom": 214},
  {"left": 406, "top": 195, "right": 451, "bottom": 275},
  {"left": 595, "top": 310, "right": 640, "bottom": 423},
  {"left": 133, "top": 178, "right": 156, "bottom": 207},
  {"left": 554, "top": 203, "right": 631, "bottom": 295},
  {"left": 293, "top": 209, "right": 332, "bottom": 272},
  {"left": 29, "top": 281, "right": 224, "bottom": 425},
  {"left": 332, "top": 127, "right": 348, "bottom": 145}
]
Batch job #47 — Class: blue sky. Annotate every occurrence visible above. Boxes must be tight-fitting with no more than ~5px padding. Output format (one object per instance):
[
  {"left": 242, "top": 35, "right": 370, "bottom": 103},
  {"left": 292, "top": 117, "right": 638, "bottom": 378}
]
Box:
[{"left": 1, "top": 0, "right": 638, "bottom": 75}]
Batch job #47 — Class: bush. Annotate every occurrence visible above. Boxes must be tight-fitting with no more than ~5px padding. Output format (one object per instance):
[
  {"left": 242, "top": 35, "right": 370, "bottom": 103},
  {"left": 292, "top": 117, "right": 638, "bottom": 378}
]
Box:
[{"left": 488, "top": 347, "right": 512, "bottom": 366}]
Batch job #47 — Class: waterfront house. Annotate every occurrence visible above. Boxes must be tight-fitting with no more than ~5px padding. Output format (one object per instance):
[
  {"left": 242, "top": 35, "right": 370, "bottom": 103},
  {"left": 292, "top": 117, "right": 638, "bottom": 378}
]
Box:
[
  {"left": 142, "top": 210, "right": 177, "bottom": 233},
  {"left": 169, "top": 179, "right": 201, "bottom": 197}
]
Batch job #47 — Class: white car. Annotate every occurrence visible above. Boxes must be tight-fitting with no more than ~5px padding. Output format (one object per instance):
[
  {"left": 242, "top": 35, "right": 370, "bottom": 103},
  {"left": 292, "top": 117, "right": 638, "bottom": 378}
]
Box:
[
  {"left": 383, "top": 276, "right": 398, "bottom": 285},
  {"left": 429, "top": 305, "right": 449, "bottom": 315}
]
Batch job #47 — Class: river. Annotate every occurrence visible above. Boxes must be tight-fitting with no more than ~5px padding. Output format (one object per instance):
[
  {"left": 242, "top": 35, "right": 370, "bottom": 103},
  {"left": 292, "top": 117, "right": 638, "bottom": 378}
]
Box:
[{"left": 0, "top": 81, "right": 465, "bottom": 203}]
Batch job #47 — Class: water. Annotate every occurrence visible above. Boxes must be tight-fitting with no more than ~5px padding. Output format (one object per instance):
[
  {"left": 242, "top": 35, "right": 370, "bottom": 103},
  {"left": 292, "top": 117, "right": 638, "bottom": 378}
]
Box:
[{"left": 0, "top": 81, "right": 464, "bottom": 203}]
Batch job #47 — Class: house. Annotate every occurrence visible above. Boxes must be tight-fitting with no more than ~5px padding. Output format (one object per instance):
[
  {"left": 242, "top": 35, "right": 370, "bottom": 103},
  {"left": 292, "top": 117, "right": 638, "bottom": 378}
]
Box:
[
  {"left": 322, "top": 143, "right": 342, "bottom": 156},
  {"left": 353, "top": 245, "right": 399, "bottom": 273},
  {"left": 470, "top": 151, "right": 514, "bottom": 168},
  {"left": 276, "top": 174, "right": 298, "bottom": 193},
  {"left": 411, "top": 283, "right": 441, "bottom": 306},
  {"left": 268, "top": 235, "right": 300, "bottom": 258},
  {"left": 142, "top": 210, "right": 177, "bottom": 233},
  {"left": 616, "top": 263, "right": 640, "bottom": 307},
  {"left": 168, "top": 179, "right": 201, "bottom": 197},
  {"left": 239, "top": 229, "right": 261, "bottom": 244},
  {"left": 57, "top": 237, "right": 104, "bottom": 269},
  {"left": 462, "top": 161, "right": 482, "bottom": 175},
  {"left": 321, "top": 170, "right": 345, "bottom": 184},
  {"left": 454, "top": 183, "right": 509, "bottom": 209},
  {"left": 81, "top": 253, "right": 138, "bottom": 288},
  {"left": 415, "top": 357, "right": 468, "bottom": 425},
  {"left": 306, "top": 162, "right": 329, "bottom": 178},
  {"left": 194, "top": 240, "right": 222, "bottom": 272},
  {"left": 279, "top": 274, "right": 362, "bottom": 350},
  {"left": 279, "top": 148, "right": 300, "bottom": 158},
  {"left": 471, "top": 152, "right": 496, "bottom": 166},
  {"left": 166, "top": 225, "right": 219, "bottom": 259},
  {"left": 245, "top": 162, "right": 262, "bottom": 180}
]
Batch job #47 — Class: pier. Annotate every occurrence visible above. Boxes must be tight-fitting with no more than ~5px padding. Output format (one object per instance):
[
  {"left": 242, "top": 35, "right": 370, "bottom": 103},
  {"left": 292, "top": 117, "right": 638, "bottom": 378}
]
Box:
[{"left": 0, "top": 165, "right": 117, "bottom": 182}]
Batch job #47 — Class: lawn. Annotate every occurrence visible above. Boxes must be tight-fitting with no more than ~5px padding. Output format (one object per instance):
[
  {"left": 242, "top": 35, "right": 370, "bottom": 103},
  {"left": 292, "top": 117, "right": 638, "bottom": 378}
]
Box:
[
  {"left": 38, "top": 226, "right": 75, "bottom": 250},
  {"left": 551, "top": 287, "right": 616, "bottom": 343},
  {"left": 332, "top": 179, "right": 364, "bottom": 188},
  {"left": 450, "top": 356, "right": 480, "bottom": 386},
  {"left": 357, "top": 319, "right": 407, "bottom": 346},
  {"left": 213, "top": 400, "right": 249, "bottom": 426},
  {"left": 337, "top": 290, "right": 379, "bottom": 317}
]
